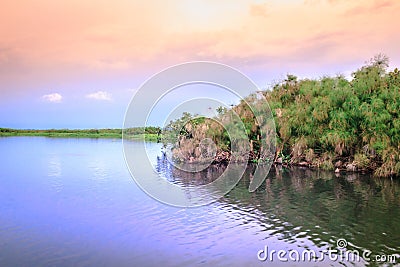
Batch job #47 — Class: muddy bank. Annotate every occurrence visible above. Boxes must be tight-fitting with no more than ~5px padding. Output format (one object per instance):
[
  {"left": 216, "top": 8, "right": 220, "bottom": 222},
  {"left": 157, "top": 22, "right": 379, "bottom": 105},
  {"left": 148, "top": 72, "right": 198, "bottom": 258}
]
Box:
[{"left": 211, "top": 150, "right": 382, "bottom": 176}]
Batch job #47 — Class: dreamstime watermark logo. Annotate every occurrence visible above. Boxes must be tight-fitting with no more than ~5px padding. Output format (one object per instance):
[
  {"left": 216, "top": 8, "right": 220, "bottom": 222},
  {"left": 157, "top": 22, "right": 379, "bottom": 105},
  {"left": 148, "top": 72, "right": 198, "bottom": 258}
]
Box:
[
  {"left": 257, "top": 238, "right": 398, "bottom": 264},
  {"left": 123, "top": 62, "right": 276, "bottom": 207},
  {"left": 336, "top": 238, "right": 347, "bottom": 249}
]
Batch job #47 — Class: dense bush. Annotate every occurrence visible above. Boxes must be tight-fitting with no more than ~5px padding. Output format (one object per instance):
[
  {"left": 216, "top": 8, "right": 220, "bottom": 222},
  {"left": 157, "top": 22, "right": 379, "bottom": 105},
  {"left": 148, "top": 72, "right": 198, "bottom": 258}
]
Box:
[
  {"left": 265, "top": 54, "right": 399, "bottom": 177},
  {"left": 165, "top": 55, "right": 400, "bottom": 177}
]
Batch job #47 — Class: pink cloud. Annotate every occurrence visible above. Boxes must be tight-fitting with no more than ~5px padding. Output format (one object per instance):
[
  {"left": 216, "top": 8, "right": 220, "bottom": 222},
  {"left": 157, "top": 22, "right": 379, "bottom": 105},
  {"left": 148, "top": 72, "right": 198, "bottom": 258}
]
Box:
[
  {"left": 42, "top": 93, "right": 63, "bottom": 103},
  {"left": 86, "top": 91, "right": 112, "bottom": 101}
]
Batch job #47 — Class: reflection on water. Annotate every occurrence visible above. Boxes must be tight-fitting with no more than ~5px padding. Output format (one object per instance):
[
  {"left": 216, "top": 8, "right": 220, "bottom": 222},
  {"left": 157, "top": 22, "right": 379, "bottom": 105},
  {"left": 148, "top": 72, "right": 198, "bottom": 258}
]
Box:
[
  {"left": 0, "top": 137, "right": 399, "bottom": 266},
  {"left": 156, "top": 151, "right": 227, "bottom": 186},
  {"left": 156, "top": 148, "right": 400, "bottom": 266},
  {"left": 48, "top": 154, "right": 62, "bottom": 178},
  {"left": 229, "top": 167, "right": 400, "bottom": 265},
  {"left": 47, "top": 154, "right": 63, "bottom": 192}
]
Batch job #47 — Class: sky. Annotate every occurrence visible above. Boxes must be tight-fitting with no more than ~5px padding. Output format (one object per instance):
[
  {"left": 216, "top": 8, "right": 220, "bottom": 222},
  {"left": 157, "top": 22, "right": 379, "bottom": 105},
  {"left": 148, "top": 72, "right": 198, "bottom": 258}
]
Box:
[{"left": 1, "top": 0, "right": 399, "bottom": 128}]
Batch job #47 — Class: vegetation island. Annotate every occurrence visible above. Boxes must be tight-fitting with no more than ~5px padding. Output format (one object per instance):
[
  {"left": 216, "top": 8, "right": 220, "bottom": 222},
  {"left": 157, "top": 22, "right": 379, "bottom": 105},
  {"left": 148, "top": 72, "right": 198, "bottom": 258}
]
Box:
[{"left": 162, "top": 55, "right": 400, "bottom": 178}]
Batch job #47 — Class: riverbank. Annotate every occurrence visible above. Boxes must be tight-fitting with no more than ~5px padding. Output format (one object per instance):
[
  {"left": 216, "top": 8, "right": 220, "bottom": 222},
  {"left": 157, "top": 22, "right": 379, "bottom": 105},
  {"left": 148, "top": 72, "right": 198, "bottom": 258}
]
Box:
[{"left": 210, "top": 150, "right": 375, "bottom": 175}]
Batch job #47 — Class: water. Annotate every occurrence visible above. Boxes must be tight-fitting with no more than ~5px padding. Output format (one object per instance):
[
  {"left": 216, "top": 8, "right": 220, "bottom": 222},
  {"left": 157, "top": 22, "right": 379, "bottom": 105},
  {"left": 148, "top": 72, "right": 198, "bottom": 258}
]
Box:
[{"left": 0, "top": 137, "right": 399, "bottom": 266}]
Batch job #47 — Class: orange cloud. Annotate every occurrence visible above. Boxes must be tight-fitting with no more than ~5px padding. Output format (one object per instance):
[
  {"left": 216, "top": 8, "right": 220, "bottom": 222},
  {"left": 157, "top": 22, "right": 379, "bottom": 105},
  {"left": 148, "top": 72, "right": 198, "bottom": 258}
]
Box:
[
  {"left": 344, "top": 0, "right": 395, "bottom": 16},
  {"left": 1, "top": 0, "right": 399, "bottom": 97},
  {"left": 249, "top": 3, "right": 269, "bottom": 17}
]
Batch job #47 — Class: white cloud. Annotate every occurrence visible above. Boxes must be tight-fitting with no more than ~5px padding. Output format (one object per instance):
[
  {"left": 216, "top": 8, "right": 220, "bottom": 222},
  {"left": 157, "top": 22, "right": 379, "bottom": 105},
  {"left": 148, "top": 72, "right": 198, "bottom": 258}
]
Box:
[
  {"left": 86, "top": 91, "right": 112, "bottom": 101},
  {"left": 42, "top": 93, "right": 62, "bottom": 103}
]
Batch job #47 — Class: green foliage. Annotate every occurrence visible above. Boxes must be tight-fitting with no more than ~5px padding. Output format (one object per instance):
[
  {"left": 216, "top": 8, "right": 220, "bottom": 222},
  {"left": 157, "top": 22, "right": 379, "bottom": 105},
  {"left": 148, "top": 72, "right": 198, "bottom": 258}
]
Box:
[
  {"left": 164, "top": 55, "right": 399, "bottom": 177},
  {"left": 134, "top": 54, "right": 399, "bottom": 177},
  {"left": 124, "top": 126, "right": 161, "bottom": 135},
  {"left": 266, "top": 55, "right": 399, "bottom": 177},
  {"left": 353, "top": 153, "right": 370, "bottom": 169}
]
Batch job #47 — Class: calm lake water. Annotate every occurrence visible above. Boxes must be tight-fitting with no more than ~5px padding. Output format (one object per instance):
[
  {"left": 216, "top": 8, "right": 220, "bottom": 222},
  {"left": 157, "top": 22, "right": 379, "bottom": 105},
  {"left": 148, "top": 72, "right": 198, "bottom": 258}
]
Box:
[{"left": 0, "top": 137, "right": 399, "bottom": 266}]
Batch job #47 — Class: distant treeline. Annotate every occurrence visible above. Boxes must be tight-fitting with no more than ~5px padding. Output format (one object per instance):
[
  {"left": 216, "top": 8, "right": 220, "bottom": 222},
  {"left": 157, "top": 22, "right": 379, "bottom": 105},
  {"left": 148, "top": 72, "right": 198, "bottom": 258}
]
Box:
[
  {"left": 123, "top": 126, "right": 161, "bottom": 135},
  {"left": 0, "top": 127, "right": 161, "bottom": 141},
  {"left": 123, "top": 126, "right": 161, "bottom": 141},
  {"left": 0, "top": 128, "right": 122, "bottom": 138}
]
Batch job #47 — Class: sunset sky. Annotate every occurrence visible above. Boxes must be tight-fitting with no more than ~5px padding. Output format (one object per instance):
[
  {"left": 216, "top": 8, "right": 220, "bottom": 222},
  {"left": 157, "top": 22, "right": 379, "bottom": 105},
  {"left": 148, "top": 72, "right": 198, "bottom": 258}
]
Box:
[{"left": 1, "top": 0, "right": 399, "bottom": 128}]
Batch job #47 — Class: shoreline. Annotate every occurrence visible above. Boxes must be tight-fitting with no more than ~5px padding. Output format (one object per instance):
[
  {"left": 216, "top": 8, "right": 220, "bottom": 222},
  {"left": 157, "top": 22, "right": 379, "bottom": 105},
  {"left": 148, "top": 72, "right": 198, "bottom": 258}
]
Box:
[
  {"left": 208, "top": 150, "right": 390, "bottom": 177},
  {"left": 1, "top": 130, "right": 390, "bottom": 177}
]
